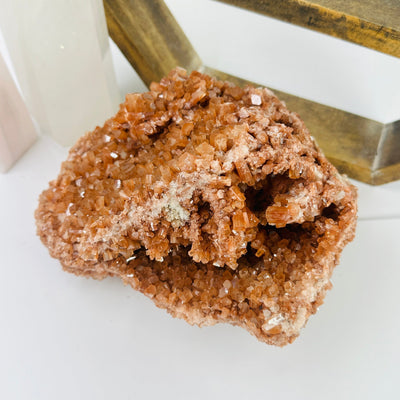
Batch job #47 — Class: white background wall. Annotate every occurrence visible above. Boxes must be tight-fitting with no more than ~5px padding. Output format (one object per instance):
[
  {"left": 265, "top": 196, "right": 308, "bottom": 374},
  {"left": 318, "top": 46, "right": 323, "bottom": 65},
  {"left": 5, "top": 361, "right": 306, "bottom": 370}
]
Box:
[{"left": 165, "top": 0, "right": 400, "bottom": 123}]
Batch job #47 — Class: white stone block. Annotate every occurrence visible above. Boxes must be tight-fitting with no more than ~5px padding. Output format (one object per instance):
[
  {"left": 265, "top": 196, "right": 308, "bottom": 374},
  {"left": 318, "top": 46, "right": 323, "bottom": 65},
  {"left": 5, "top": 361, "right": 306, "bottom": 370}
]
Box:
[
  {"left": 0, "top": 53, "right": 37, "bottom": 173},
  {"left": 0, "top": 0, "right": 121, "bottom": 147}
]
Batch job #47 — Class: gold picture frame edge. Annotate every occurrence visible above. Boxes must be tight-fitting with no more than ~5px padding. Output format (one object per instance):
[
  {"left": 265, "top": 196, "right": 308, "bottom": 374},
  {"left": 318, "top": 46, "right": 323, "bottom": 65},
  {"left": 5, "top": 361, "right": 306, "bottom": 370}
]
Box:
[
  {"left": 103, "top": 0, "right": 400, "bottom": 185},
  {"left": 217, "top": 0, "right": 400, "bottom": 59}
]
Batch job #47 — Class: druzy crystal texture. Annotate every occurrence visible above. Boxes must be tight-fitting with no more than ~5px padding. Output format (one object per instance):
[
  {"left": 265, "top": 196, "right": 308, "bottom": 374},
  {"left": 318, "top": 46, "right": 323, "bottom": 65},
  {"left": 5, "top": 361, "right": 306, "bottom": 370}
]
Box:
[{"left": 36, "top": 68, "right": 357, "bottom": 346}]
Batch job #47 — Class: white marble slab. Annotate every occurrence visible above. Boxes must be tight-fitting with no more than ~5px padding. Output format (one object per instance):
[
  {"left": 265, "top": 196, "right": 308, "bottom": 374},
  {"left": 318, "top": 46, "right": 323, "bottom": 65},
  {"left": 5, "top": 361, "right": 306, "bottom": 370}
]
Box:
[{"left": 0, "top": 138, "right": 399, "bottom": 399}]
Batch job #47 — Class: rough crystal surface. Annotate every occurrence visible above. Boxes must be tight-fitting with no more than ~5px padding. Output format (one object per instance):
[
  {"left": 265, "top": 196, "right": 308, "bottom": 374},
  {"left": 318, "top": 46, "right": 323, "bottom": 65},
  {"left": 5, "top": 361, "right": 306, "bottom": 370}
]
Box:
[{"left": 35, "top": 68, "right": 357, "bottom": 346}]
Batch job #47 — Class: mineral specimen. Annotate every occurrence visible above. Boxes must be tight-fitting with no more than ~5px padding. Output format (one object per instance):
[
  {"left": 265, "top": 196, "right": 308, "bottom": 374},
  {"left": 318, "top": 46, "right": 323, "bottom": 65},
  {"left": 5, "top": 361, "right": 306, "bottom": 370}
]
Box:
[{"left": 35, "top": 68, "right": 357, "bottom": 346}]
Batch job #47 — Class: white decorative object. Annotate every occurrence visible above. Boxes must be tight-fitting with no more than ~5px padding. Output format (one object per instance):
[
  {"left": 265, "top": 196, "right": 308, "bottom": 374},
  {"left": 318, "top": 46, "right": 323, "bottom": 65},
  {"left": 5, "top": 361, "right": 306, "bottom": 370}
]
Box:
[
  {"left": 0, "top": 0, "right": 121, "bottom": 146},
  {"left": 0, "top": 52, "right": 37, "bottom": 173}
]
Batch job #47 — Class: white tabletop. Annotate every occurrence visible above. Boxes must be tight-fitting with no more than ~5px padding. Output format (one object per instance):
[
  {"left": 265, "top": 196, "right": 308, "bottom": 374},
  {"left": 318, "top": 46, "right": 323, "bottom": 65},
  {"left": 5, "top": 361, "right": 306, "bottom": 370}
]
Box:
[{"left": 1, "top": 1, "right": 400, "bottom": 399}]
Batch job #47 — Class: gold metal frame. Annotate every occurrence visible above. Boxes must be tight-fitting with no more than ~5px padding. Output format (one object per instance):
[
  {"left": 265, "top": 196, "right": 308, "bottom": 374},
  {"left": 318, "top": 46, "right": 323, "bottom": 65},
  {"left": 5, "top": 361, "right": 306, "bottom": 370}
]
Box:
[{"left": 103, "top": 0, "right": 400, "bottom": 185}]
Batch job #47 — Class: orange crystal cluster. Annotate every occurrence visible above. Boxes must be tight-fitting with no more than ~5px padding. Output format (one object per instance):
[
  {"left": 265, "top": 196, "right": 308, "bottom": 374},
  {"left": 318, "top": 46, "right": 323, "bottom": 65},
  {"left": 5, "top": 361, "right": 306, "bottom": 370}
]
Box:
[{"left": 35, "top": 68, "right": 357, "bottom": 345}]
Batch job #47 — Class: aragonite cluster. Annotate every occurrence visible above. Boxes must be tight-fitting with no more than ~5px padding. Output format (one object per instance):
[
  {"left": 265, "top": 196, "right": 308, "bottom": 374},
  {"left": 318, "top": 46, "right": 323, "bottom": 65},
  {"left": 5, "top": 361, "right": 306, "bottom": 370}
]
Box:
[{"left": 35, "top": 68, "right": 357, "bottom": 346}]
